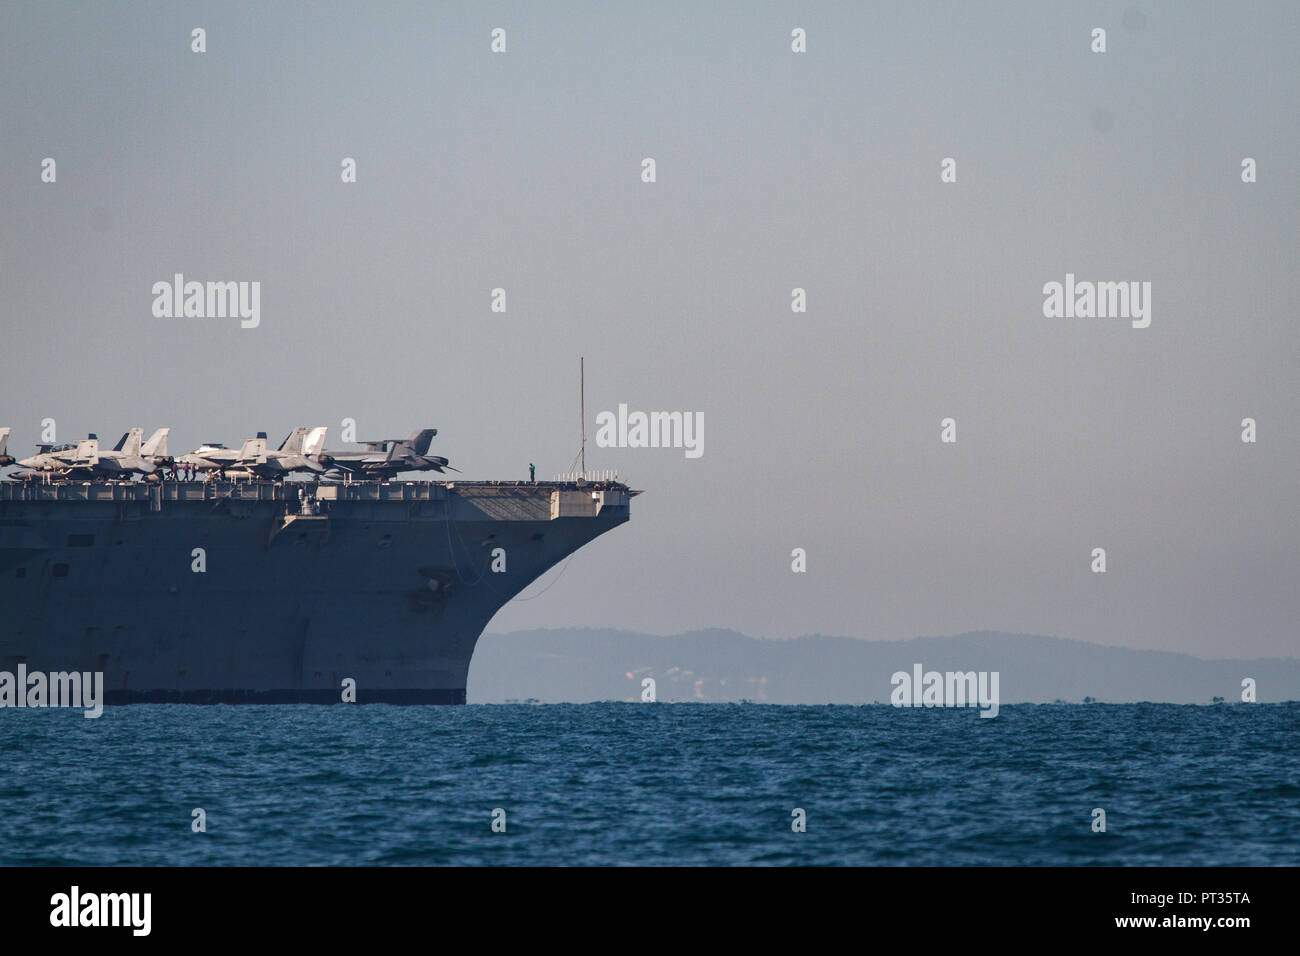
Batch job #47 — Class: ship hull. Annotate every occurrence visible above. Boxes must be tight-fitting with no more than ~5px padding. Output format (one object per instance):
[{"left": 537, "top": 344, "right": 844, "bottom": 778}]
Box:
[{"left": 0, "top": 480, "right": 630, "bottom": 704}]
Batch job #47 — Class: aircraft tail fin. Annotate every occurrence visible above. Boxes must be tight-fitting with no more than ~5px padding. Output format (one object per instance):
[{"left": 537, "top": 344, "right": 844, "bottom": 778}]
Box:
[
  {"left": 120, "top": 427, "right": 143, "bottom": 456},
  {"left": 0, "top": 427, "right": 9, "bottom": 456},
  {"left": 237, "top": 437, "right": 267, "bottom": 463},
  {"left": 142, "top": 428, "right": 169, "bottom": 458},
  {"left": 406, "top": 428, "right": 437, "bottom": 456},
  {"left": 278, "top": 427, "right": 309, "bottom": 454},
  {"left": 303, "top": 426, "right": 328, "bottom": 457}
]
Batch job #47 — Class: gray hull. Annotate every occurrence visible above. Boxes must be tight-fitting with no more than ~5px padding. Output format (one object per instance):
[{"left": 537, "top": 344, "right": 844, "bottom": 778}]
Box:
[{"left": 0, "top": 479, "right": 632, "bottom": 703}]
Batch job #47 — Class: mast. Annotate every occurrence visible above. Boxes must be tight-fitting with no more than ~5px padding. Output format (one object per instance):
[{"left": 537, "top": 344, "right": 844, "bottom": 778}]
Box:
[{"left": 580, "top": 356, "right": 585, "bottom": 477}]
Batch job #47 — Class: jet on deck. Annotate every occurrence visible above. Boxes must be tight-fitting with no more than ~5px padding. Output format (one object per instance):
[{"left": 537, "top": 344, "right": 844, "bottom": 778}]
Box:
[{"left": 319, "top": 427, "right": 454, "bottom": 480}]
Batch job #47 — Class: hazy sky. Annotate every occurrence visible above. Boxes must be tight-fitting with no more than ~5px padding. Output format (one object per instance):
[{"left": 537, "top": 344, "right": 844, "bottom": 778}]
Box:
[{"left": 2, "top": 2, "right": 1296, "bottom": 658}]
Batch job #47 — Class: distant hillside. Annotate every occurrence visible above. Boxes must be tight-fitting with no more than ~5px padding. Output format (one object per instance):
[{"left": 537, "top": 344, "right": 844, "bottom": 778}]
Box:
[{"left": 467, "top": 628, "right": 1300, "bottom": 704}]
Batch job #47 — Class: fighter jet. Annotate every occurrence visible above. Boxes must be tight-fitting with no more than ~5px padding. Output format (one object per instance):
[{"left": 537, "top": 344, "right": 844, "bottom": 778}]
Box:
[
  {"left": 318, "top": 427, "right": 454, "bottom": 480},
  {"left": 180, "top": 427, "right": 327, "bottom": 479},
  {"left": 13, "top": 438, "right": 82, "bottom": 477},
  {"left": 14, "top": 428, "right": 157, "bottom": 480},
  {"left": 0, "top": 428, "right": 13, "bottom": 468},
  {"left": 14, "top": 433, "right": 98, "bottom": 478},
  {"left": 178, "top": 435, "right": 249, "bottom": 476}
]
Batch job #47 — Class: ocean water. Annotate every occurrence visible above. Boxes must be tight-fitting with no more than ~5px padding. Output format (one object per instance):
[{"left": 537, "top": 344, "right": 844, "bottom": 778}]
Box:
[{"left": 1, "top": 702, "right": 1296, "bottom": 866}]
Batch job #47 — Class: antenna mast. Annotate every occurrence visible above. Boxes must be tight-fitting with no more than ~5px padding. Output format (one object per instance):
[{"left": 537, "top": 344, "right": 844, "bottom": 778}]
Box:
[{"left": 580, "top": 356, "right": 585, "bottom": 477}]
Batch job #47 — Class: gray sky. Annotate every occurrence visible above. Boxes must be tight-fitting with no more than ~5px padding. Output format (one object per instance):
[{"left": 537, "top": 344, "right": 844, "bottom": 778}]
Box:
[{"left": 2, "top": 2, "right": 1296, "bottom": 658}]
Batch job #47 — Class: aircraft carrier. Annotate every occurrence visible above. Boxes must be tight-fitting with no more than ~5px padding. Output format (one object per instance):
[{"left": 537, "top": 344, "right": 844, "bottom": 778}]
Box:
[{"left": 0, "top": 477, "right": 634, "bottom": 703}]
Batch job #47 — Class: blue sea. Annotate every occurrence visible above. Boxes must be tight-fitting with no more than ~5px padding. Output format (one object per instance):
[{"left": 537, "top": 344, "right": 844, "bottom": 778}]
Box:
[{"left": 1, "top": 703, "right": 1296, "bottom": 866}]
